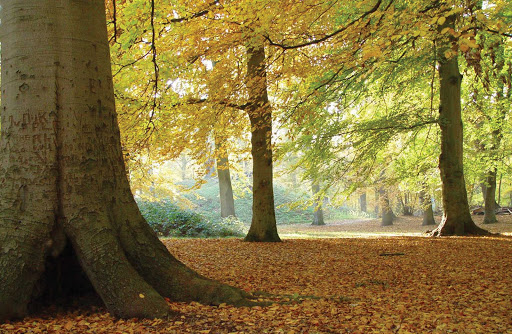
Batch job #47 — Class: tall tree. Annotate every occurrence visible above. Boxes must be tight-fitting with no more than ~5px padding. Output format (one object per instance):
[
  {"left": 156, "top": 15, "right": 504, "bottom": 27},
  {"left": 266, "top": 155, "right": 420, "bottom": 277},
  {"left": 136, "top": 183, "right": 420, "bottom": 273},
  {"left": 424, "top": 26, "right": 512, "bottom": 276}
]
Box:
[
  {"left": 430, "top": 13, "right": 489, "bottom": 236},
  {"left": 244, "top": 37, "right": 281, "bottom": 242},
  {"left": 0, "top": 0, "right": 252, "bottom": 321}
]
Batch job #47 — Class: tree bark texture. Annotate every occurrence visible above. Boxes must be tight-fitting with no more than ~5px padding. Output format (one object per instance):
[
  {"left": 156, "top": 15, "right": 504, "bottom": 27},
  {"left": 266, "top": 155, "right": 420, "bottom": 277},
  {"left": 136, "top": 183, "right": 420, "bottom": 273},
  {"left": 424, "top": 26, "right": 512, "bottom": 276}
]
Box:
[
  {"left": 0, "top": 0, "right": 251, "bottom": 321},
  {"left": 311, "top": 183, "right": 325, "bottom": 226},
  {"left": 215, "top": 137, "right": 236, "bottom": 218},
  {"left": 431, "top": 14, "right": 489, "bottom": 236},
  {"left": 244, "top": 39, "right": 281, "bottom": 242}
]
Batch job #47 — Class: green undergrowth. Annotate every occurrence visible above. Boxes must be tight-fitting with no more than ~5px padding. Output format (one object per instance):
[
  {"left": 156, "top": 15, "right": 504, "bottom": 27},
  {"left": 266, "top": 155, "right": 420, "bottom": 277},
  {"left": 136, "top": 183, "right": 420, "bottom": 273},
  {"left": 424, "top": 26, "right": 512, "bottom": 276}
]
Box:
[
  {"left": 137, "top": 179, "right": 369, "bottom": 238},
  {"left": 179, "top": 178, "right": 366, "bottom": 225},
  {"left": 136, "top": 199, "right": 246, "bottom": 238}
]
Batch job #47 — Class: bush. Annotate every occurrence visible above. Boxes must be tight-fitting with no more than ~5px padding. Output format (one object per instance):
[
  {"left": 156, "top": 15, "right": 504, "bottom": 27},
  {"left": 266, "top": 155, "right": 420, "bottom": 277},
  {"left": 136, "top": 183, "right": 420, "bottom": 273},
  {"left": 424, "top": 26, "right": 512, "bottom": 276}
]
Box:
[{"left": 136, "top": 199, "right": 245, "bottom": 237}]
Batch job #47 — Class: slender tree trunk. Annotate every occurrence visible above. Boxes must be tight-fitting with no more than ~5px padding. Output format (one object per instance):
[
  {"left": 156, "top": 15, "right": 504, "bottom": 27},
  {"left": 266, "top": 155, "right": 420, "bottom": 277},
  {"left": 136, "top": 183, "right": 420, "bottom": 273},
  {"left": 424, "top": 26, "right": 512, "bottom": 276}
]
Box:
[
  {"left": 359, "top": 192, "right": 367, "bottom": 213},
  {"left": 431, "top": 14, "right": 489, "bottom": 236},
  {"left": 374, "top": 188, "right": 380, "bottom": 216},
  {"left": 0, "top": 0, "right": 252, "bottom": 321},
  {"left": 497, "top": 173, "right": 502, "bottom": 206},
  {"left": 483, "top": 169, "right": 498, "bottom": 224},
  {"left": 215, "top": 137, "right": 236, "bottom": 218},
  {"left": 311, "top": 183, "right": 325, "bottom": 226},
  {"left": 419, "top": 191, "right": 436, "bottom": 226},
  {"left": 243, "top": 38, "right": 281, "bottom": 242},
  {"left": 379, "top": 188, "right": 393, "bottom": 226}
]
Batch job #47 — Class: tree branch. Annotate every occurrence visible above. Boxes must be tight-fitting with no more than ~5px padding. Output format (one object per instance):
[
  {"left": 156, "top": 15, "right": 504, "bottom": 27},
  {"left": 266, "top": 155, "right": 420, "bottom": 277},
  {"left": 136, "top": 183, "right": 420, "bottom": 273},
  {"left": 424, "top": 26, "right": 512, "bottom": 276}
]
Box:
[
  {"left": 167, "top": 0, "right": 221, "bottom": 23},
  {"left": 263, "top": 0, "right": 383, "bottom": 50}
]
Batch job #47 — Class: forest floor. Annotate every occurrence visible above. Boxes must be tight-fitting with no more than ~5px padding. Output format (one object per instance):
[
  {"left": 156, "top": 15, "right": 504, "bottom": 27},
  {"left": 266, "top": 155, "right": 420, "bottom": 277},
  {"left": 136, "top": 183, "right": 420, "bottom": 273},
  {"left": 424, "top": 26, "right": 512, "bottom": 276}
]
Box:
[
  {"left": 278, "top": 214, "right": 512, "bottom": 238},
  {"left": 2, "top": 216, "right": 512, "bottom": 333}
]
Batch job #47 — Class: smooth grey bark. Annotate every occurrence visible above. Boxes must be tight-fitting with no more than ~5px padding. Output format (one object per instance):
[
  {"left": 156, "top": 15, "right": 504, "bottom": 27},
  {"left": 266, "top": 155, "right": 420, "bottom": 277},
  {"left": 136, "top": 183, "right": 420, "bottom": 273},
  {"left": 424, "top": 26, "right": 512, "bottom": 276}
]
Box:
[
  {"left": 215, "top": 137, "right": 236, "bottom": 218},
  {"left": 311, "top": 183, "right": 325, "bottom": 226},
  {"left": 244, "top": 38, "right": 281, "bottom": 242},
  {"left": 0, "top": 0, "right": 252, "bottom": 321},
  {"left": 430, "top": 14, "right": 489, "bottom": 236},
  {"left": 419, "top": 191, "right": 436, "bottom": 226}
]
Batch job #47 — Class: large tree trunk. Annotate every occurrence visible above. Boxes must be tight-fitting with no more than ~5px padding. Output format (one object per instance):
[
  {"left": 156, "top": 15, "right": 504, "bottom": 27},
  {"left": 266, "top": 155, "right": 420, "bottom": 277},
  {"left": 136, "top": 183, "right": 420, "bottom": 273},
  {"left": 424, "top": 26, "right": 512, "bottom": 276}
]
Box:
[
  {"left": 0, "top": 0, "right": 252, "bottom": 321},
  {"left": 244, "top": 38, "right": 281, "bottom": 242},
  {"left": 431, "top": 14, "right": 489, "bottom": 236},
  {"left": 215, "top": 137, "right": 236, "bottom": 218},
  {"left": 419, "top": 191, "right": 436, "bottom": 226},
  {"left": 379, "top": 188, "right": 394, "bottom": 226},
  {"left": 482, "top": 169, "right": 498, "bottom": 224},
  {"left": 311, "top": 183, "right": 325, "bottom": 226}
]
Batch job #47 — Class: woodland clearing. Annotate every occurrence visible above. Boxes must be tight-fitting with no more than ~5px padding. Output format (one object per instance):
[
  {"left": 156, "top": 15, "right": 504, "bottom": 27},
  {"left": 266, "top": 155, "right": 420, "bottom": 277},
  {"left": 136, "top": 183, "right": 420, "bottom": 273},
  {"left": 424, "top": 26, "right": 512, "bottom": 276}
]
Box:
[{"left": 1, "top": 216, "right": 511, "bottom": 333}]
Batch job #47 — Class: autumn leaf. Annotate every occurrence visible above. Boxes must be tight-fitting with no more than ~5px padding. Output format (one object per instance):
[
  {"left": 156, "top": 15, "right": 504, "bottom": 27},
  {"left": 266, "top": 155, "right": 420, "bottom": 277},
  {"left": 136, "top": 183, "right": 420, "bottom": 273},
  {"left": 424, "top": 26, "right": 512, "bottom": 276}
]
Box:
[{"left": 5, "top": 216, "right": 508, "bottom": 333}]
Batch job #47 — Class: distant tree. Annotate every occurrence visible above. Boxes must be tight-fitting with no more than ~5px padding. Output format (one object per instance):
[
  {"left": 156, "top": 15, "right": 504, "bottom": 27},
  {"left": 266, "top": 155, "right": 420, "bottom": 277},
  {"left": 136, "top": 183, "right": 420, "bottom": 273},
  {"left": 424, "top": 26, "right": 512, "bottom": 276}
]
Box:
[
  {"left": 215, "top": 136, "right": 236, "bottom": 218},
  {"left": 311, "top": 183, "right": 326, "bottom": 226},
  {"left": 419, "top": 190, "right": 436, "bottom": 226},
  {"left": 359, "top": 192, "right": 367, "bottom": 213},
  {"left": 379, "top": 188, "right": 394, "bottom": 226}
]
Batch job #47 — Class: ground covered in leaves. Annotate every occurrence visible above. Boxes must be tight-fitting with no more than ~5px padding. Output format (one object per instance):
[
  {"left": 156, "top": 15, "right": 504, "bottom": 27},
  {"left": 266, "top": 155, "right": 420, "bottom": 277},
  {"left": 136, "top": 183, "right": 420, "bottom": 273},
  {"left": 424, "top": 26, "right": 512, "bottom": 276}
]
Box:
[{"left": 2, "top": 217, "right": 512, "bottom": 333}]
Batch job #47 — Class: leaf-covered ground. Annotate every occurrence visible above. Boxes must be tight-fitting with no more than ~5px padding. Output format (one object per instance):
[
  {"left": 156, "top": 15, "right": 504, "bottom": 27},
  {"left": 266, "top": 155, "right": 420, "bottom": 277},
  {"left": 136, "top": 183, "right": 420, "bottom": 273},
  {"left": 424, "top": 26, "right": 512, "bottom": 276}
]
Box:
[{"left": 2, "top": 217, "right": 512, "bottom": 333}]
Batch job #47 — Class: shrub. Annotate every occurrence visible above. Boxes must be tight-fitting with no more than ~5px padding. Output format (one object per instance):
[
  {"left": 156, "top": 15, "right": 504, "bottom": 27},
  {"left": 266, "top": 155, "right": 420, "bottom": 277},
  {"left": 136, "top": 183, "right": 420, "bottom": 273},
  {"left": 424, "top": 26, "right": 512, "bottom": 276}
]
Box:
[{"left": 136, "top": 199, "right": 246, "bottom": 238}]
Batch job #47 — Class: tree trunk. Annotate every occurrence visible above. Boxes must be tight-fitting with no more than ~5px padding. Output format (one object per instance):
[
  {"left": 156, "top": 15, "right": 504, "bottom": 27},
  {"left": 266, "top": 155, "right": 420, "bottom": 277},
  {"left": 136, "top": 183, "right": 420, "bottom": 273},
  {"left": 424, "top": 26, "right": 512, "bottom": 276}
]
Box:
[
  {"left": 243, "top": 38, "right": 281, "bottom": 242},
  {"left": 483, "top": 169, "right": 498, "bottom": 224},
  {"left": 430, "top": 14, "right": 489, "bottom": 236},
  {"left": 359, "top": 192, "right": 367, "bottom": 213},
  {"left": 402, "top": 192, "right": 413, "bottom": 216},
  {"left": 215, "top": 137, "right": 236, "bottom": 218},
  {"left": 379, "top": 189, "right": 394, "bottom": 226},
  {"left": 419, "top": 191, "right": 436, "bottom": 226},
  {"left": 374, "top": 188, "right": 380, "bottom": 216},
  {"left": 311, "top": 183, "right": 325, "bottom": 226},
  {"left": 0, "top": 0, "right": 252, "bottom": 321}
]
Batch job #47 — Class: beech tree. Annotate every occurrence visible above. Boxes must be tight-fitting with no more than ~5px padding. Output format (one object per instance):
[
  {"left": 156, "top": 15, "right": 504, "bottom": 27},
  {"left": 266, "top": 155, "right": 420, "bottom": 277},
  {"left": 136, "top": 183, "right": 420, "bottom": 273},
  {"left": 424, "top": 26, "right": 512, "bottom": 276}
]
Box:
[
  {"left": 244, "top": 37, "right": 281, "bottom": 242},
  {"left": 0, "top": 0, "right": 252, "bottom": 321},
  {"left": 430, "top": 12, "right": 489, "bottom": 236}
]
